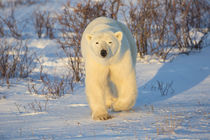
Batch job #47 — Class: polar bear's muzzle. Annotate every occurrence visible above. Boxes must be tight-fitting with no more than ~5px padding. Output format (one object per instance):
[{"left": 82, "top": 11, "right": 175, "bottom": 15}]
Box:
[{"left": 100, "top": 49, "right": 107, "bottom": 57}]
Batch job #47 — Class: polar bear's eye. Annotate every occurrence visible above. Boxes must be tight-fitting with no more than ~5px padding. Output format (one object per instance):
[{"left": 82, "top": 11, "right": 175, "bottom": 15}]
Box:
[
  {"left": 96, "top": 42, "right": 99, "bottom": 44},
  {"left": 108, "top": 41, "right": 112, "bottom": 44}
]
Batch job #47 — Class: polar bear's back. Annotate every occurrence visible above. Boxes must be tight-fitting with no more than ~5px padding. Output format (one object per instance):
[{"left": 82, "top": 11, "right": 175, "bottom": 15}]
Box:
[
  {"left": 81, "top": 17, "right": 137, "bottom": 64},
  {"left": 83, "top": 17, "right": 120, "bottom": 35}
]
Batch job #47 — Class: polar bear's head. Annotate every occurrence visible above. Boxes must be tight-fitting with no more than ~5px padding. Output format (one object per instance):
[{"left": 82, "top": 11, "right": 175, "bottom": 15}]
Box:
[{"left": 86, "top": 31, "right": 123, "bottom": 62}]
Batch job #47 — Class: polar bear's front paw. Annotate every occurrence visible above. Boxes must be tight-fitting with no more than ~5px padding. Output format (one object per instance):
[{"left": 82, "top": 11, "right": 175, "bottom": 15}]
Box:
[
  {"left": 92, "top": 112, "right": 112, "bottom": 120},
  {"left": 112, "top": 100, "right": 132, "bottom": 112}
]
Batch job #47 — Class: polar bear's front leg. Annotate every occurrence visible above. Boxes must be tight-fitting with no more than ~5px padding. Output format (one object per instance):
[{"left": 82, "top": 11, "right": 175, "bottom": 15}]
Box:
[
  {"left": 111, "top": 69, "right": 137, "bottom": 112},
  {"left": 86, "top": 78, "right": 112, "bottom": 120},
  {"left": 109, "top": 50, "right": 137, "bottom": 112},
  {"left": 85, "top": 61, "right": 112, "bottom": 120}
]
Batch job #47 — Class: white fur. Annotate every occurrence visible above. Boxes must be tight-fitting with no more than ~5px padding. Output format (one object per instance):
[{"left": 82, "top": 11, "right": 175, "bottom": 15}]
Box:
[{"left": 81, "top": 17, "right": 137, "bottom": 120}]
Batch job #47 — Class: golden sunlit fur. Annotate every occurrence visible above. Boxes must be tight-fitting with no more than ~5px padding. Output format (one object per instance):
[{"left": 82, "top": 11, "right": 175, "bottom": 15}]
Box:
[{"left": 81, "top": 17, "right": 137, "bottom": 120}]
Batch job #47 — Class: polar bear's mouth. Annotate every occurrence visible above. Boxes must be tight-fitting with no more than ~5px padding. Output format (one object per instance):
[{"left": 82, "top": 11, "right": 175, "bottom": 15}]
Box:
[{"left": 100, "top": 49, "right": 107, "bottom": 58}]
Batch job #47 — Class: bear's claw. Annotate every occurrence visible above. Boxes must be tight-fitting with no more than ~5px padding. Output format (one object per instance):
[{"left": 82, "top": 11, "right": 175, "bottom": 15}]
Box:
[{"left": 93, "top": 113, "right": 112, "bottom": 120}]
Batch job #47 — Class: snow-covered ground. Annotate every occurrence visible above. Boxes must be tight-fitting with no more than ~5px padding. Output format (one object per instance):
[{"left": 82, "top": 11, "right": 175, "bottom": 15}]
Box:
[
  {"left": 1, "top": 44, "right": 210, "bottom": 139},
  {"left": 0, "top": 0, "right": 210, "bottom": 139}
]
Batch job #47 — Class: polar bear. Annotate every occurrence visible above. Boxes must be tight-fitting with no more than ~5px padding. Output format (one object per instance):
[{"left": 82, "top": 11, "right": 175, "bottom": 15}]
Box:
[{"left": 81, "top": 17, "right": 137, "bottom": 120}]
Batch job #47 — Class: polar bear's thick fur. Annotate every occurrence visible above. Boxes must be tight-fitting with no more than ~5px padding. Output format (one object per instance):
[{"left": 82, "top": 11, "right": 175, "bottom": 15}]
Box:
[{"left": 81, "top": 17, "right": 137, "bottom": 120}]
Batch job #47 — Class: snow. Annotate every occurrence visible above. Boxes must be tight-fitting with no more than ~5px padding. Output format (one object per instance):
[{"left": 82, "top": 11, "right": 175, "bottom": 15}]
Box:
[
  {"left": 1, "top": 45, "right": 210, "bottom": 139},
  {"left": 0, "top": 0, "right": 210, "bottom": 139}
]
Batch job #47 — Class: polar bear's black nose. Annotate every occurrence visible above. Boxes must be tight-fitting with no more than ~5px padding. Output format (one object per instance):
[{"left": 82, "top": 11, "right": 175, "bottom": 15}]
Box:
[{"left": 100, "top": 49, "right": 107, "bottom": 57}]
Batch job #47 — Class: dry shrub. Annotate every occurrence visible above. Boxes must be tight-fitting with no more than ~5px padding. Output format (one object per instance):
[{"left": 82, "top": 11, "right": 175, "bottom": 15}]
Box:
[
  {"left": 13, "top": 0, "right": 37, "bottom": 6},
  {"left": 44, "top": 11, "right": 56, "bottom": 39},
  {"left": 0, "top": 1, "right": 4, "bottom": 8},
  {"left": 156, "top": 80, "right": 175, "bottom": 96},
  {"left": 156, "top": 114, "right": 178, "bottom": 135},
  {"left": 123, "top": 0, "right": 159, "bottom": 58},
  {"left": 33, "top": 10, "right": 56, "bottom": 39},
  {"left": 169, "top": 0, "right": 210, "bottom": 51},
  {"left": 124, "top": 0, "right": 210, "bottom": 60},
  {"left": 34, "top": 10, "right": 45, "bottom": 38},
  {"left": 0, "top": 19, "right": 4, "bottom": 37},
  {"left": 3, "top": 0, "right": 46, "bottom": 8},
  {"left": 0, "top": 8, "right": 22, "bottom": 39},
  {"left": 14, "top": 99, "right": 48, "bottom": 113},
  {"left": 28, "top": 62, "right": 73, "bottom": 98},
  {"left": 0, "top": 39, "right": 36, "bottom": 86}
]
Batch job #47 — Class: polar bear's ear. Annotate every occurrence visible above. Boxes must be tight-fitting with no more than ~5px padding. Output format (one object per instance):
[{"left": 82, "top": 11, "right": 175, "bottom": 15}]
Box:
[
  {"left": 115, "top": 31, "right": 123, "bottom": 41},
  {"left": 86, "top": 34, "right": 93, "bottom": 41}
]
